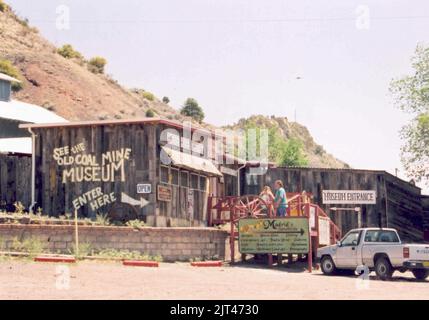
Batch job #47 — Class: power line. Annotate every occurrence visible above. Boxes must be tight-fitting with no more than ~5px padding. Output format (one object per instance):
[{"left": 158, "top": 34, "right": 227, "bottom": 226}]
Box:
[{"left": 29, "top": 15, "right": 429, "bottom": 24}]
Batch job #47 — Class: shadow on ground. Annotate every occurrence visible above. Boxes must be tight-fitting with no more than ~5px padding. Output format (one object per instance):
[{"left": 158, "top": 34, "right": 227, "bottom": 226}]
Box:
[
  {"left": 311, "top": 272, "right": 428, "bottom": 283},
  {"left": 229, "top": 256, "right": 310, "bottom": 273}
]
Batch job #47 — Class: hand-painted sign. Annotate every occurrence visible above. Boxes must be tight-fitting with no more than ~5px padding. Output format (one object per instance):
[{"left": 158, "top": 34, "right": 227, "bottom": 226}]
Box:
[
  {"left": 322, "top": 190, "right": 376, "bottom": 205},
  {"left": 121, "top": 192, "right": 149, "bottom": 208},
  {"left": 72, "top": 187, "right": 116, "bottom": 211},
  {"left": 137, "top": 184, "right": 152, "bottom": 194},
  {"left": 238, "top": 218, "right": 309, "bottom": 254},
  {"left": 53, "top": 142, "right": 132, "bottom": 184},
  {"left": 157, "top": 185, "right": 172, "bottom": 202}
]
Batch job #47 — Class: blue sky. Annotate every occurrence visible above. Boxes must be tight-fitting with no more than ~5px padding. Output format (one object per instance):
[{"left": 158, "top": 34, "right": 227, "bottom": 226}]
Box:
[{"left": 7, "top": 0, "right": 429, "bottom": 192}]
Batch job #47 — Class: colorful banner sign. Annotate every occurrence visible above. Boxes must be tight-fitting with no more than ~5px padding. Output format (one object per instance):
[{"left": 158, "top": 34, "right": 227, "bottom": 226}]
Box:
[{"left": 238, "top": 218, "right": 309, "bottom": 254}]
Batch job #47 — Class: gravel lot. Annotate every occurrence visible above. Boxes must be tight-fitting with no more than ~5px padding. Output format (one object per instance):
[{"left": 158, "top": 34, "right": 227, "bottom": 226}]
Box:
[{"left": 0, "top": 259, "right": 428, "bottom": 300}]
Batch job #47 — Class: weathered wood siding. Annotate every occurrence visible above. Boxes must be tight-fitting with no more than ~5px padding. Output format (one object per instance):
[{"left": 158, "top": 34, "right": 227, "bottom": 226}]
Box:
[
  {"left": 243, "top": 167, "right": 425, "bottom": 242},
  {"left": 153, "top": 124, "right": 211, "bottom": 227},
  {"left": 33, "top": 124, "right": 157, "bottom": 221},
  {"left": 32, "top": 122, "right": 214, "bottom": 227},
  {"left": 422, "top": 196, "right": 429, "bottom": 232},
  {"left": 0, "top": 153, "right": 31, "bottom": 208},
  {"left": 384, "top": 173, "right": 424, "bottom": 242}
]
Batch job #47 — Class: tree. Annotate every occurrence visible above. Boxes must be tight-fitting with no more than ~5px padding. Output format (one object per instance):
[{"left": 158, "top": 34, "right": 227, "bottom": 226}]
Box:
[
  {"left": 162, "top": 96, "right": 170, "bottom": 104},
  {"left": 278, "top": 138, "right": 308, "bottom": 167},
  {"left": 180, "top": 98, "right": 205, "bottom": 122},
  {"left": 390, "top": 44, "right": 429, "bottom": 185},
  {"left": 88, "top": 56, "right": 107, "bottom": 74},
  {"left": 240, "top": 120, "right": 308, "bottom": 167}
]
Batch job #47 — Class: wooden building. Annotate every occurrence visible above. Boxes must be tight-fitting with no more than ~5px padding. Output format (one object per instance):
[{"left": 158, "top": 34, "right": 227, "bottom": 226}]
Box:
[
  {"left": 0, "top": 72, "right": 66, "bottom": 212},
  {"left": 18, "top": 118, "right": 241, "bottom": 227},
  {"left": 0, "top": 153, "right": 31, "bottom": 211},
  {"left": 242, "top": 166, "right": 428, "bottom": 242}
]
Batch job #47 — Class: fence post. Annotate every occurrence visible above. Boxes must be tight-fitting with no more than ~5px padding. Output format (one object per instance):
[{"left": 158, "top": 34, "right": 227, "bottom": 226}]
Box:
[
  {"left": 74, "top": 209, "right": 79, "bottom": 257},
  {"left": 207, "top": 196, "right": 212, "bottom": 226},
  {"left": 230, "top": 204, "right": 235, "bottom": 264}
]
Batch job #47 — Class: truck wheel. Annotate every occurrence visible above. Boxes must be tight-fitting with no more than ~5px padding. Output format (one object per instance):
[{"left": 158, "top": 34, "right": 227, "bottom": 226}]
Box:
[
  {"left": 321, "top": 256, "right": 336, "bottom": 275},
  {"left": 412, "top": 269, "right": 429, "bottom": 281},
  {"left": 375, "top": 257, "right": 393, "bottom": 280}
]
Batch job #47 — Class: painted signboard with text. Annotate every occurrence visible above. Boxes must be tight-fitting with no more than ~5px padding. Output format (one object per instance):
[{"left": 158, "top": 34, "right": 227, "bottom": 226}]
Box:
[
  {"left": 238, "top": 218, "right": 309, "bottom": 254},
  {"left": 322, "top": 190, "right": 376, "bottom": 205}
]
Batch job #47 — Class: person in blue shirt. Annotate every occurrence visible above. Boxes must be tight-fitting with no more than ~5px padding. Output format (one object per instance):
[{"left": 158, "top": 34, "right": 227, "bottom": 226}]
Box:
[{"left": 274, "top": 180, "right": 288, "bottom": 217}]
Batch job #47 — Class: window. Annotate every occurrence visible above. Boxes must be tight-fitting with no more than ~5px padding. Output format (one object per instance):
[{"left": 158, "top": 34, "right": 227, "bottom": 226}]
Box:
[
  {"left": 171, "top": 168, "right": 179, "bottom": 186},
  {"left": 160, "top": 166, "right": 169, "bottom": 183},
  {"left": 364, "top": 230, "right": 399, "bottom": 243},
  {"left": 180, "top": 171, "right": 189, "bottom": 188},
  {"left": 190, "top": 174, "right": 199, "bottom": 190},
  {"left": 199, "top": 176, "right": 207, "bottom": 191},
  {"left": 341, "top": 231, "right": 361, "bottom": 247},
  {"left": 246, "top": 173, "right": 258, "bottom": 186}
]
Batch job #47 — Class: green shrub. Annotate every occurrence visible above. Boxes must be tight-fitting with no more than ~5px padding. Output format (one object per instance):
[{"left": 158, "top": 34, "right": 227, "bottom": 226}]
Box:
[
  {"left": 0, "top": 59, "right": 23, "bottom": 91},
  {"left": 88, "top": 56, "right": 107, "bottom": 74},
  {"left": 180, "top": 98, "right": 205, "bottom": 123},
  {"left": 0, "top": 0, "right": 8, "bottom": 12},
  {"left": 57, "top": 44, "right": 83, "bottom": 60},
  {"left": 162, "top": 96, "right": 170, "bottom": 104},
  {"left": 126, "top": 219, "right": 146, "bottom": 229},
  {"left": 142, "top": 91, "right": 155, "bottom": 101},
  {"left": 94, "top": 249, "right": 162, "bottom": 262},
  {"left": 69, "top": 242, "right": 92, "bottom": 259},
  {"left": 95, "top": 213, "right": 110, "bottom": 226},
  {"left": 14, "top": 202, "right": 25, "bottom": 215},
  {"left": 21, "top": 238, "right": 44, "bottom": 258},
  {"left": 314, "top": 145, "right": 325, "bottom": 155},
  {"left": 145, "top": 109, "right": 155, "bottom": 118},
  {"left": 10, "top": 237, "right": 44, "bottom": 258}
]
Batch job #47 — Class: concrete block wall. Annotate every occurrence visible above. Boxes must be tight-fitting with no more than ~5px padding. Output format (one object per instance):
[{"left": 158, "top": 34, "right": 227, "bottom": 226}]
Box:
[{"left": 0, "top": 225, "right": 229, "bottom": 262}]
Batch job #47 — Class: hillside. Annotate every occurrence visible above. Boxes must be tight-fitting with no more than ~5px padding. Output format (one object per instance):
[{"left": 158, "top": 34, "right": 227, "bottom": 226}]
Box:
[
  {"left": 0, "top": 4, "right": 185, "bottom": 122},
  {"left": 225, "top": 115, "right": 349, "bottom": 168},
  {"left": 0, "top": 3, "right": 347, "bottom": 168}
]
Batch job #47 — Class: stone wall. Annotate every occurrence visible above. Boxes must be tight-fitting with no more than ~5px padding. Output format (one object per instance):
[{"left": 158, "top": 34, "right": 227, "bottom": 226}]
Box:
[{"left": 0, "top": 224, "right": 229, "bottom": 262}]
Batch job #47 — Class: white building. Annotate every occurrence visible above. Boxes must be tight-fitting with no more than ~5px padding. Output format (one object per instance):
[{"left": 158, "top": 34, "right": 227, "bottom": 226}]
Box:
[{"left": 0, "top": 73, "right": 67, "bottom": 154}]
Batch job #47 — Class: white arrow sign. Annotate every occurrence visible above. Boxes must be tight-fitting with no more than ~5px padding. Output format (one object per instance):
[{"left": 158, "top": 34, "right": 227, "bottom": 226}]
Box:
[{"left": 121, "top": 193, "right": 149, "bottom": 208}]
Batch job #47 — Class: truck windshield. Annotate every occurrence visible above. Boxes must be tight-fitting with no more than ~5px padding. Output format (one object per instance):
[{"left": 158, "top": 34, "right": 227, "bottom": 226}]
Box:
[{"left": 364, "top": 230, "right": 400, "bottom": 243}]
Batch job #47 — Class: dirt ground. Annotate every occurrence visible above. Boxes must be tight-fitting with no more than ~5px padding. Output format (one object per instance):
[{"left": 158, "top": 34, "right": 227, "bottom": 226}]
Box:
[{"left": 0, "top": 259, "right": 428, "bottom": 300}]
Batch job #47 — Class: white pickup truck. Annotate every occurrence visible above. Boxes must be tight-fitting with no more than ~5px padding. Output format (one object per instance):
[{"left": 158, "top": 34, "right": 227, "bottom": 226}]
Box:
[{"left": 317, "top": 228, "right": 429, "bottom": 280}]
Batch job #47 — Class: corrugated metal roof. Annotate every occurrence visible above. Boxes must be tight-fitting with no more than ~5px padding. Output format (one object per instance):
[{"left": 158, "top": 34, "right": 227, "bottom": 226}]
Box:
[
  {"left": 0, "top": 73, "right": 21, "bottom": 83},
  {"left": 0, "top": 137, "right": 31, "bottom": 154},
  {"left": 0, "top": 99, "right": 67, "bottom": 124}
]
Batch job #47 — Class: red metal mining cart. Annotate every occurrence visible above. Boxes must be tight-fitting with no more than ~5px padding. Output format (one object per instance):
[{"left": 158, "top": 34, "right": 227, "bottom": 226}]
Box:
[{"left": 207, "top": 193, "right": 342, "bottom": 271}]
